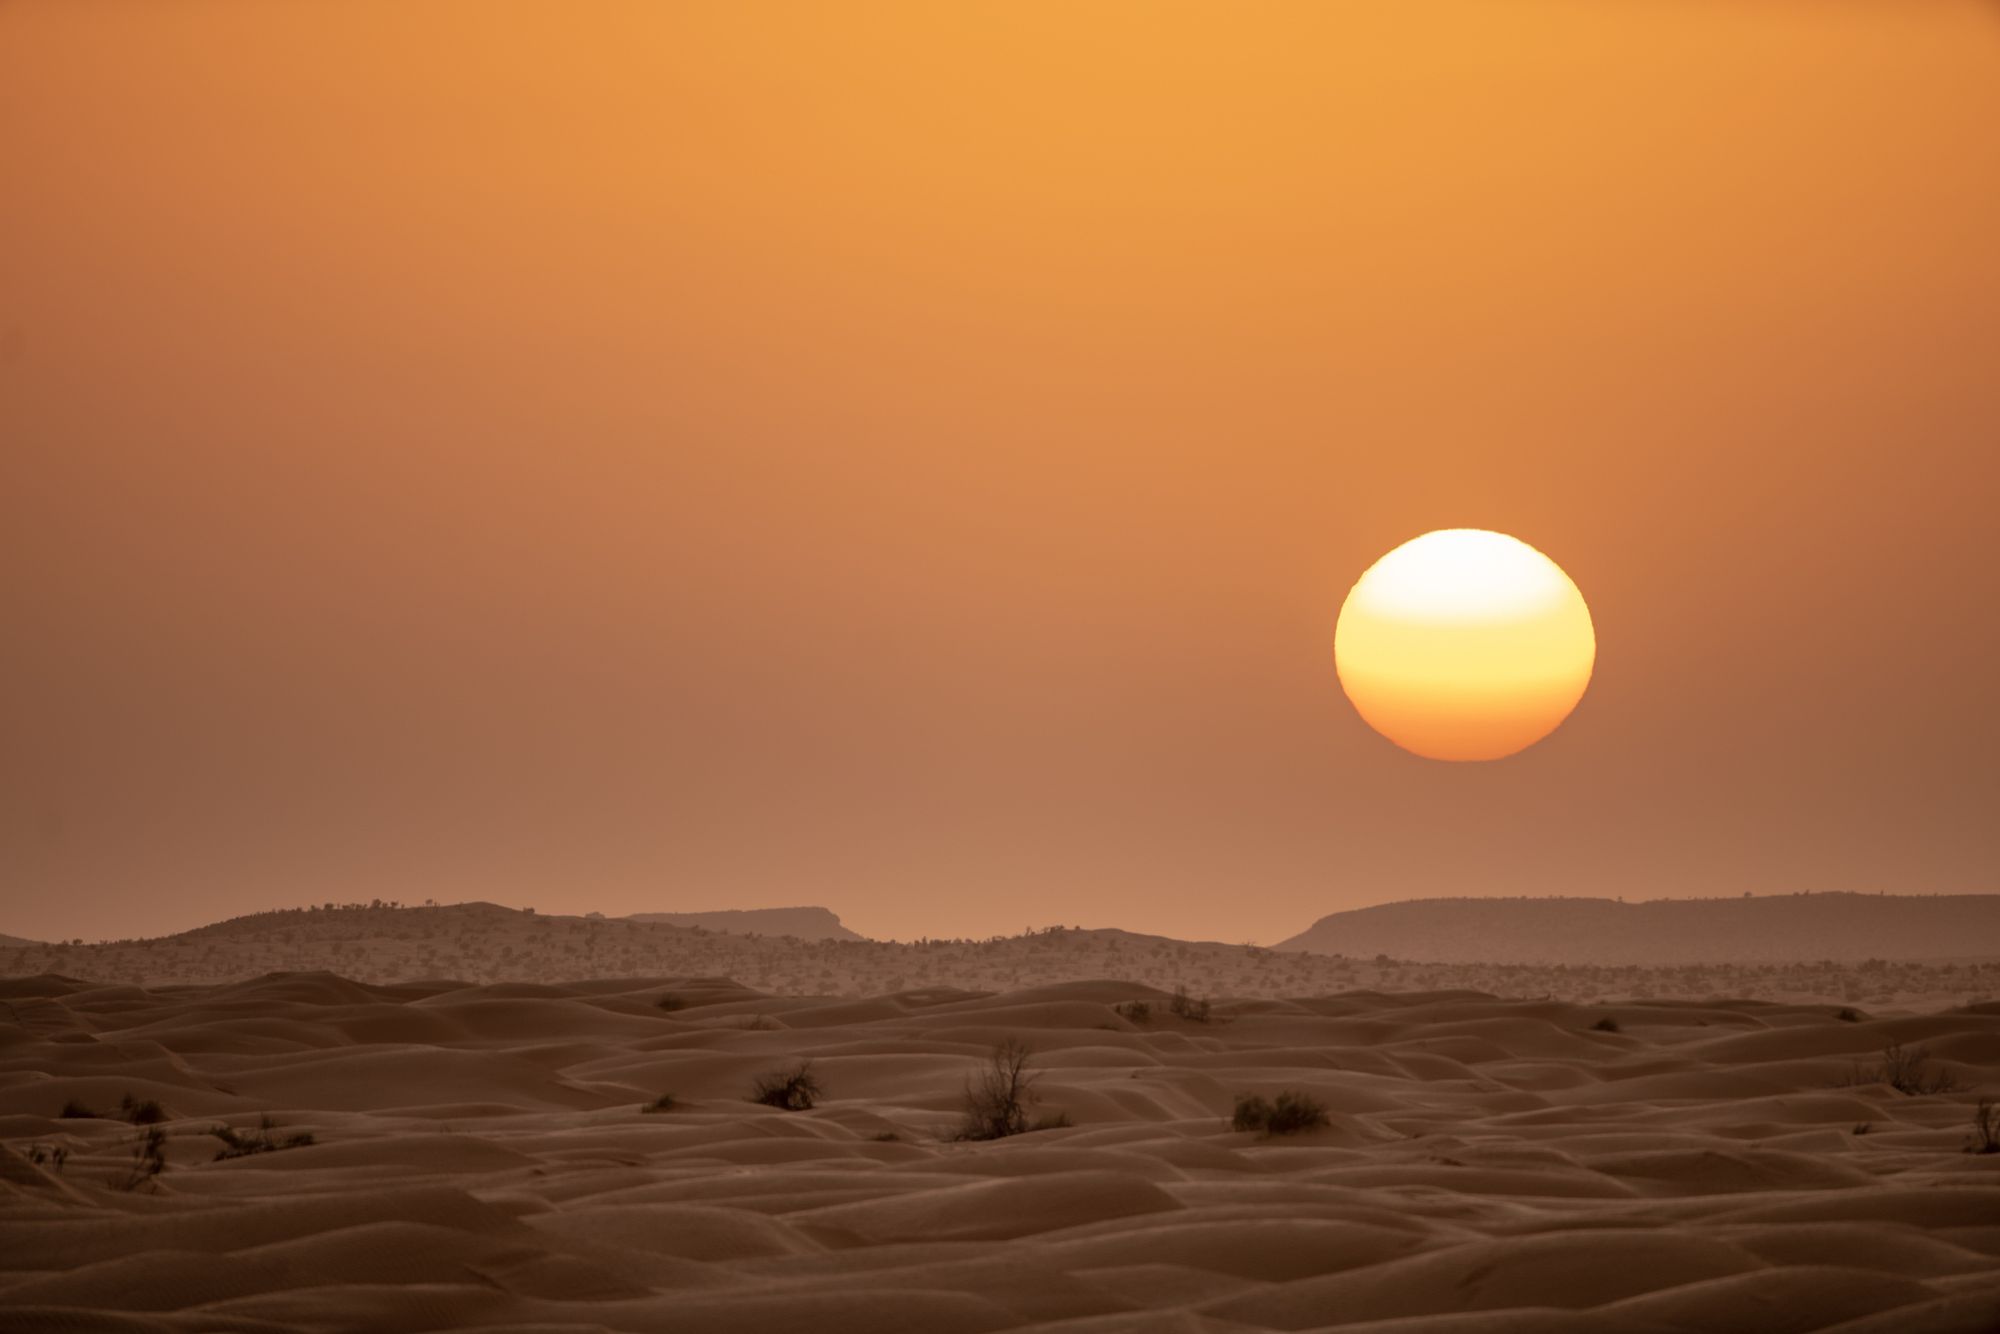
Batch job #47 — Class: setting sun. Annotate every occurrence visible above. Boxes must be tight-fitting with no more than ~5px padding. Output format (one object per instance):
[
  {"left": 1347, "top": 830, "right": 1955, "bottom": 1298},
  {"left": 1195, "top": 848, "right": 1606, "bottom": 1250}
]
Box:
[{"left": 1335, "top": 530, "right": 1595, "bottom": 761}]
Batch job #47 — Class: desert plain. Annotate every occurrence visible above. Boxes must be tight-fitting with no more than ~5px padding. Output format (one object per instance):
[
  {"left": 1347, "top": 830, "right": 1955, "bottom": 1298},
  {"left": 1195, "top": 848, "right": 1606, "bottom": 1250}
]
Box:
[{"left": 4, "top": 962, "right": 1999, "bottom": 1334}]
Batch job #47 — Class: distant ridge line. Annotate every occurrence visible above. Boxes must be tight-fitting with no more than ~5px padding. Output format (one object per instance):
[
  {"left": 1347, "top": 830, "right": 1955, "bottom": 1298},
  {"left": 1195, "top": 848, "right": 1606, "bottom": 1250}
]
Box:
[
  {"left": 620, "top": 906, "right": 863, "bottom": 942},
  {"left": 1275, "top": 892, "right": 2000, "bottom": 965}
]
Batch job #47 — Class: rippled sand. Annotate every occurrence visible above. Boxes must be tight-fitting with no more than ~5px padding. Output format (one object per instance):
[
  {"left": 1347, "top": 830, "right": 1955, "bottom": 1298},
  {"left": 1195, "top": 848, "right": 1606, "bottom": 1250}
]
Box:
[{"left": 4, "top": 973, "right": 1998, "bottom": 1333}]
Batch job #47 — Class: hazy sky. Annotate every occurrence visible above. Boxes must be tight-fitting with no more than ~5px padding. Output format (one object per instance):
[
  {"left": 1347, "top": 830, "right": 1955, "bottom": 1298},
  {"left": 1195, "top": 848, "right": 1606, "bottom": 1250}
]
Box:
[{"left": 4, "top": 2, "right": 1997, "bottom": 946}]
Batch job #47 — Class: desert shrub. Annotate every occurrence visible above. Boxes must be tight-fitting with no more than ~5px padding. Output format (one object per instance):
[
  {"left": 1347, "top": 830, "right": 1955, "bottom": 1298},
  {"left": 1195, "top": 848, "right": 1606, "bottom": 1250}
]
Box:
[
  {"left": 1168, "top": 987, "right": 1212, "bottom": 1024},
  {"left": 956, "top": 1040, "right": 1068, "bottom": 1141},
  {"left": 1852, "top": 1122, "right": 1872, "bottom": 1136},
  {"left": 1968, "top": 1099, "right": 1999, "bottom": 1156},
  {"left": 1591, "top": 1017, "right": 1621, "bottom": 1033},
  {"left": 1115, "top": 1000, "right": 1152, "bottom": 1024},
  {"left": 871, "top": 1130, "right": 902, "bottom": 1142},
  {"left": 212, "top": 1114, "right": 315, "bottom": 1160},
  {"left": 1836, "top": 1007, "right": 1862, "bottom": 1023},
  {"left": 121, "top": 1126, "right": 167, "bottom": 1190},
  {"left": 25, "top": 1144, "right": 68, "bottom": 1172},
  {"left": 1848, "top": 1042, "right": 1958, "bottom": 1097},
  {"left": 59, "top": 1098, "right": 98, "bottom": 1120},
  {"left": 654, "top": 994, "right": 688, "bottom": 1013},
  {"left": 751, "top": 1061, "right": 821, "bottom": 1111},
  {"left": 120, "top": 1094, "right": 166, "bottom": 1125},
  {"left": 641, "top": 1093, "right": 677, "bottom": 1114},
  {"left": 1232, "top": 1090, "right": 1330, "bottom": 1137}
]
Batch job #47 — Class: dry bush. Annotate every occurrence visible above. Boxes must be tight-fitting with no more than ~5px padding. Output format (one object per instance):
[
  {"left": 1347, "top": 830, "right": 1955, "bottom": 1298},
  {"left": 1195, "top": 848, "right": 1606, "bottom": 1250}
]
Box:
[
  {"left": 1115, "top": 1000, "right": 1152, "bottom": 1024},
  {"left": 120, "top": 1126, "right": 167, "bottom": 1191},
  {"left": 1232, "top": 1090, "right": 1330, "bottom": 1137},
  {"left": 654, "top": 994, "right": 689, "bottom": 1013},
  {"left": 956, "top": 1039, "right": 1070, "bottom": 1141},
  {"left": 59, "top": 1099, "right": 97, "bottom": 1119},
  {"left": 1847, "top": 1042, "right": 1958, "bottom": 1097},
  {"left": 1591, "top": 1016, "right": 1621, "bottom": 1033},
  {"left": 25, "top": 1144, "right": 68, "bottom": 1172},
  {"left": 641, "top": 1093, "right": 677, "bottom": 1114},
  {"left": 751, "top": 1061, "right": 821, "bottom": 1111},
  {"left": 1968, "top": 1099, "right": 1999, "bottom": 1156},
  {"left": 119, "top": 1093, "right": 167, "bottom": 1125},
  {"left": 1169, "top": 986, "right": 1212, "bottom": 1023},
  {"left": 212, "top": 1114, "right": 315, "bottom": 1161}
]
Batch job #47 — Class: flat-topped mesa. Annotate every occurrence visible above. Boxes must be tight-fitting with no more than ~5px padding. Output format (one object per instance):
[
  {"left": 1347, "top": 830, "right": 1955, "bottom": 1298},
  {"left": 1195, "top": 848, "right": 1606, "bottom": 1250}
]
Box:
[
  {"left": 1276, "top": 892, "right": 2000, "bottom": 966},
  {"left": 621, "top": 907, "right": 863, "bottom": 942}
]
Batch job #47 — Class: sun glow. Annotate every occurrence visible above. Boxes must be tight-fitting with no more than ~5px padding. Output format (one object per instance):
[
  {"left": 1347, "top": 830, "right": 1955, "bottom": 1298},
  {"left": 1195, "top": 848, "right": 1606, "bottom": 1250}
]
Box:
[{"left": 1335, "top": 530, "right": 1595, "bottom": 762}]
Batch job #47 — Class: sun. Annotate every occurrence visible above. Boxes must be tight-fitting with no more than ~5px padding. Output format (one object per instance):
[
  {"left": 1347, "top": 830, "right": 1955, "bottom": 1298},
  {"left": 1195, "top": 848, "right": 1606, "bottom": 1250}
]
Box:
[{"left": 1334, "top": 529, "right": 1595, "bottom": 762}]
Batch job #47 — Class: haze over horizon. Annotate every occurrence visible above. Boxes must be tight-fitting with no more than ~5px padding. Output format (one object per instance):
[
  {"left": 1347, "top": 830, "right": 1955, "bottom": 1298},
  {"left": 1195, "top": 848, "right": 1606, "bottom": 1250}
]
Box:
[{"left": 6, "top": 2, "right": 1999, "bottom": 947}]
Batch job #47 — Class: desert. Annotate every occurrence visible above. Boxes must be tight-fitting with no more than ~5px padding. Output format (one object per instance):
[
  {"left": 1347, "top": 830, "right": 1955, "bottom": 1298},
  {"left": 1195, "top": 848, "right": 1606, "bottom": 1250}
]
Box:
[
  {"left": 5, "top": 924, "right": 1999, "bottom": 1333},
  {"left": 8, "top": 3, "right": 2000, "bottom": 1332}
]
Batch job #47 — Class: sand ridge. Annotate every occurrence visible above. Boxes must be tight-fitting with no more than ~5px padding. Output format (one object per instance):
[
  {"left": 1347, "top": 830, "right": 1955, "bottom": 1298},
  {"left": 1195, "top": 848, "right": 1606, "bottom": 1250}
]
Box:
[{"left": 3, "top": 974, "right": 1998, "bottom": 1332}]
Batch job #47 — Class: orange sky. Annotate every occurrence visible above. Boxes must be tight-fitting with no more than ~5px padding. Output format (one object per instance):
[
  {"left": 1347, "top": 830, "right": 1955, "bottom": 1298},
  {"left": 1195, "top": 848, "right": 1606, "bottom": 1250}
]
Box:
[{"left": 4, "top": 1, "right": 1997, "bottom": 945}]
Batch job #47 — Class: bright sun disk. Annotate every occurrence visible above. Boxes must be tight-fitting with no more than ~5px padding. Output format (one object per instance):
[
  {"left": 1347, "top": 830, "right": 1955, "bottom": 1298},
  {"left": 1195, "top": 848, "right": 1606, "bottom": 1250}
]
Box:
[{"left": 1334, "top": 529, "right": 1595, "bottom": 762}]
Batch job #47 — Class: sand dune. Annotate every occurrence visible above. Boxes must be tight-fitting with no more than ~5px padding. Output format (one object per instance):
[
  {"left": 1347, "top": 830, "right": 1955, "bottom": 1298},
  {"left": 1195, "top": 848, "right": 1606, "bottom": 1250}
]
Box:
[{"left": 3, "top": 973, "right": 1997, "bottom": 1332}]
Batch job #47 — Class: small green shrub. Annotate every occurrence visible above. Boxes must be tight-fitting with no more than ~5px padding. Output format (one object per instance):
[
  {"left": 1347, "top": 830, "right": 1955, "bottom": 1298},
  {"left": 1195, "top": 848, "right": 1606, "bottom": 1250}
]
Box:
[{"left": 751, "top": 1061, "right": 821, "bottom": 1111}]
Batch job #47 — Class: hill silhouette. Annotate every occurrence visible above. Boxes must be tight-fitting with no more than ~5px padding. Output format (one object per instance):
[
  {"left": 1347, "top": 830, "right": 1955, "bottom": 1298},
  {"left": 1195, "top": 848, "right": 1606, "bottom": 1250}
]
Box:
[
  {"left": 1277, "top": 893, "right": 2000, "bottom": 965},
  {"left": 3, "top": 900, "right": 1995, "bottom": 1010},
  {"left": 621, "top": 906, "right": 861, "bottom": 940}
]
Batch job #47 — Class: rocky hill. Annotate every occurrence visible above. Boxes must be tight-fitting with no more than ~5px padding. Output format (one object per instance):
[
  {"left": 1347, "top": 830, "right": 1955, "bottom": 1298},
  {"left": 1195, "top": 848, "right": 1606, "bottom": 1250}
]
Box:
[
  {"left": 2, "top": 901, "right": 1995, "bottom": 1010},
  {"left": 621, "top": 906, "right": 861, "bottom": 941},
  {"left": 1277, "top": 893, "right": 2000, "bottom": 965}
]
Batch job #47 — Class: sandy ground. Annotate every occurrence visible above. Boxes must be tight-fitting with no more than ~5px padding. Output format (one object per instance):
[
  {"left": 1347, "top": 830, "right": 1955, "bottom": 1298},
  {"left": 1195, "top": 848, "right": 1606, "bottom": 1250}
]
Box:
[{"left": 4, "top": 972, "right": 1998, "bottom": 1333}]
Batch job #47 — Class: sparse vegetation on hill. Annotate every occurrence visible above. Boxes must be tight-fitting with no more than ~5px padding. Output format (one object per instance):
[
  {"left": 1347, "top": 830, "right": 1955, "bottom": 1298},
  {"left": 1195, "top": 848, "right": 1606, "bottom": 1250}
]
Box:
[{"left": 4, "top": 901, "right": 1995, "bottom": 1009}]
